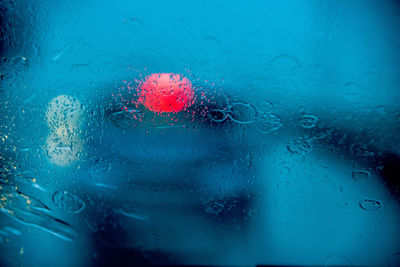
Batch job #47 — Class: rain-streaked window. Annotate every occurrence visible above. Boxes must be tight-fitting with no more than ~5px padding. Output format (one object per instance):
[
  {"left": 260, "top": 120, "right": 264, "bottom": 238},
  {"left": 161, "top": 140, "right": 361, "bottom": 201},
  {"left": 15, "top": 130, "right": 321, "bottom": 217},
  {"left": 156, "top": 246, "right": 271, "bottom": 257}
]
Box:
[{"left": 1, "top": 0, "right": 400, "bottom": 266}]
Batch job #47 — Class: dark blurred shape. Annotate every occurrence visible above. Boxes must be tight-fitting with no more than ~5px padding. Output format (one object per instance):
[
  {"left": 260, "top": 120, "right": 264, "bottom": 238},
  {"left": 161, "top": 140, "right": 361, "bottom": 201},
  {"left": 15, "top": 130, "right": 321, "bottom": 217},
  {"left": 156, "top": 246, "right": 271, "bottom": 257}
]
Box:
[{"left": 378, "top": 153, "right": 400, "bottom": 198}]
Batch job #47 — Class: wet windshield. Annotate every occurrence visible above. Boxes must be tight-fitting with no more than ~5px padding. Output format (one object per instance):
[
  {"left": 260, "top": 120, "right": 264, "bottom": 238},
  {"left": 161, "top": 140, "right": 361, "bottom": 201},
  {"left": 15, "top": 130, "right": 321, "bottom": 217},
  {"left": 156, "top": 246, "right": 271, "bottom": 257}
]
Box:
[{"left": 1, "top": 0, "right": 400, "bottom": 266}]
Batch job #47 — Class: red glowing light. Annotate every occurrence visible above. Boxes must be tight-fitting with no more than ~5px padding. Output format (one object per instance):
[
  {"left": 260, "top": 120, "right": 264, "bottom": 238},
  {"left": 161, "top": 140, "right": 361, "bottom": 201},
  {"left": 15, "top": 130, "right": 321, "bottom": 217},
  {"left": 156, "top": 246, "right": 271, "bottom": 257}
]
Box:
[{"left": 138, "top": 73, "right": 195, "bottom": 113}]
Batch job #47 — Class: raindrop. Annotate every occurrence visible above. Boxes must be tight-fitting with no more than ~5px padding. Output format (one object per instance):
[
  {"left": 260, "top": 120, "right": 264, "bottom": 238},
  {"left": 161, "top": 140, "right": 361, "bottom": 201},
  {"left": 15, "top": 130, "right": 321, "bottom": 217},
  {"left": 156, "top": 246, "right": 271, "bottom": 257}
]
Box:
[
  {"left": 228, "top": 102, "right": 257, "bottom": 124},
  {"left": 108, "top": 108, "right": 141, "bottom": 129},
  {"left": 3, "top": 226, "right": 21, "bottom": 236},
  {"left": 248, "top": 209, "right": 258, "bottom": 217},
  {"left": 52, "top": 190, "right": 85, "bottom": 214},
  {"left": 280, "top": 167, "right": 290, "bottom": 175},
  {"left": 88, "top": 160, "right": 113, "bottom": 188},
  {"left": 1, "top": 187, "right": 50, "bottom": 213},
  {"left": 11, "top": 56, "right": 29, "bottom": 68},
  {"left": 269, "top": 54, "right": 301, "bottom": 77},
  {"left": 204, "top": 199, "right": 224, "bottom": 215},
  {"left": 208, "top": 109, "right": 228, "bottom": 122},
  {"left": 14, "top": 171, "right": 47, "bottom": 191},
  {"left": 201, "top": 35, "right": 220, "bottom": 45},
  {"left": 113, "top": 208, "right": 148, "bottom": 221},
  {"left": 14, "top": 173, "right": 36, "bottom": 184},
  {"left": 254, "top": 113, "right": 282, "bottom": 134},
  {"left": 46, "top": 95, "right": 83, "bottom": 130},
  {"left": 23, "top": 94, "right": 37, "bottom": 104},
  {"left": 299, "top": 114, "right": 318, "bottom": 129},
  {"left": 3, "top": 209, "right": 77, "bottom": 242},
  {"left": 344, "top": 82, "right": 361, "bottom": 104},
  {"left": 93, "top": 183, "right": 117, "bottom": 189},
  {"left": 352, "top": 170, "right": 371, "bottom": 181},
  {"left": 155, "top": 125, "right": 185, "bottom": 129},
  {"left": 45, "top": 133, "right": 82, "bottom": 166},
  {"left": 200, "top": 35, "right": 220, "bottom": 52},
  {"left": 111, "top": 110, "right": 125, "bottom": 116},
  {"left": 287, "top": 137, "right": 313, "bottom": 154},
  {"left": 359, "top": 197, "right": 382, "bottom": 211},
  {"left": 0, "top": 187, "right": 77, "bottom": 242},
  {"left": 260, "top": 100, "right": 273, "bottom": 112},
  {"left": 234, "top": 154, "right": 253, "bottom": 170},
  {"left": 88, "top": 160, "right": 110, "bottom": 176},
  {"left": 32, "top": 183, "right": 47, "bottom": 192}
]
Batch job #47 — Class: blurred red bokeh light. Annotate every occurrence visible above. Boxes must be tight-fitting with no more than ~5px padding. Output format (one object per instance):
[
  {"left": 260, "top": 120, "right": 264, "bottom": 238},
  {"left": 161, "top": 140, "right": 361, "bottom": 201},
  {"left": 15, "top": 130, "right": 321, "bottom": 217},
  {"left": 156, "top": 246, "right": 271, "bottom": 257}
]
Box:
[{"left": 138, "top": 73, "right": 195, "bottom": 113}]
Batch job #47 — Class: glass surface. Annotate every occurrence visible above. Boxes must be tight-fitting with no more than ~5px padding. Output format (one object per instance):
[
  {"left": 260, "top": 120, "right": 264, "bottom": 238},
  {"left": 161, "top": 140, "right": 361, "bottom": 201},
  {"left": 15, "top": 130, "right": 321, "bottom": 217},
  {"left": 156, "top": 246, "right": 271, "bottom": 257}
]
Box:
[{"left": 1, "top": 0, "right": 400, "bottom": 266}]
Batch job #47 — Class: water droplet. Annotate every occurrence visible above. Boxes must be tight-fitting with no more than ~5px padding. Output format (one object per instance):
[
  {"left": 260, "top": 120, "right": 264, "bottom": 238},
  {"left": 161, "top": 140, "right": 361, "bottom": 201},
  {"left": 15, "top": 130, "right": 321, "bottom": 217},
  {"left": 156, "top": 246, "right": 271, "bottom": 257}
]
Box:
[
  {"left": 23, "top": 94, "right": 37, "bottom": 104},
  {"left": 352, "top": 170, "right": 371, "bottom": 181},
  {"left": 228, "top": 102, "right": 257, "bottom": 124},
  {"left": 254, "top": 113, "right": 282, "bottom": 134},
  {"left": 260, "top": 100, "right": 273, "bottom": 112},
  {"left": 344, "top": 82, "right": 361, "bottom": 104},
  {"left": 11, "top": 56, "right": 29, "bottom": 68},
  {"left": 269, "top": 54, "right": 301, "bottom": 77},
  {"left": 204, "top": 199, "right": 224, "bottom": 215},
  {"left": 45, "top": 133, "right": 82, "bottom": 166},
  {"left": 3, "top": 227, "right": 21, "bottom": 236},
  {"left": 200, "top": 36, "right": 220, "bottom": 52},
  {"left": 1, "top": 187, "right": 50, "bottom": 213},
  {"left": 287, "top": 137, "right": 313, "bottom": 154},
  {"left": 88, "top": 160, "right": 114, "bottom": 188},
  {"left": 280, "top": 167, "right": 290, "bottom": 175},
  {"left": 208, "top": 109, "right": 228, "bottom": 122},
  {"left": 359, "top": 197, "right": 382, "bottom": 211},
  {"left": 299, "top": 114, "right": 318, "bottom": 129},
  {"left": 248, "top": 209, "right": 258, "bottom": 217},
  {"left": 234, "top": 154, "right": 253, "bottom": 170},
  {"left": 88, "top": 160, "right": 110, "bottom": 175},
  {"left": 1, "top": 187, "right": 77, "bottom": 242},
  {"left": 113, "top": 208, "right": 148, "bottom": 221},
  {"left": 52, "top": 190, "right": 85, "bottom": 214},
  {"left": 46, "top": 95, "right": 83, "bottom": 130},
  {"left": 108, "top": 108, "right": 142, "bottom": 129},
  {"left": 324, "top": 255, "right": 351, "bottom": 266}
]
